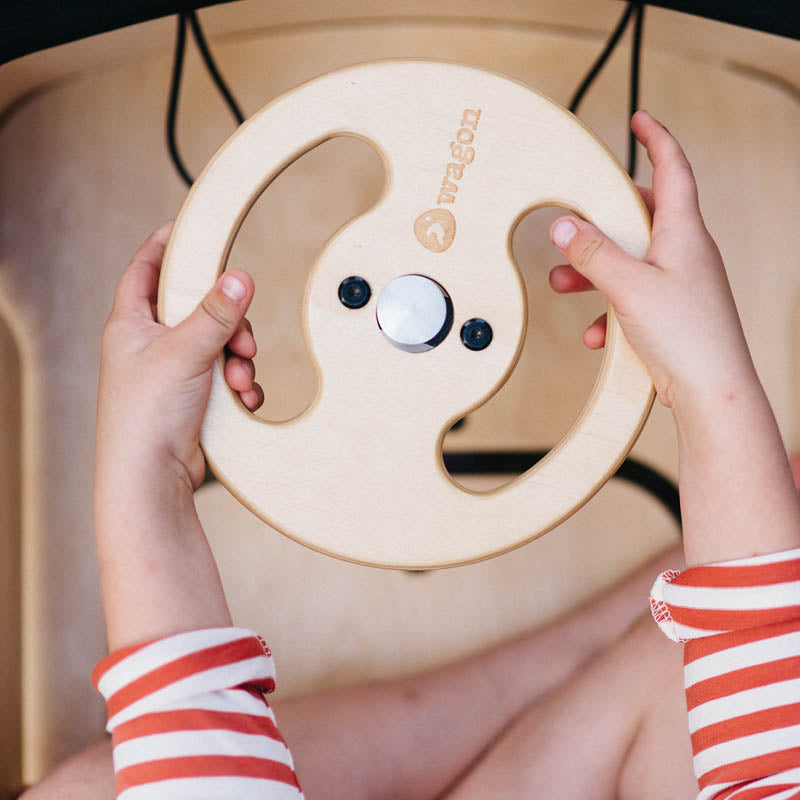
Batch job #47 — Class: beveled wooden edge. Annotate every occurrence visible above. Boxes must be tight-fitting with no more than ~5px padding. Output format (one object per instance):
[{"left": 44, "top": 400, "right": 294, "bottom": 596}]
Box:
[{"left": 159, "top": 59, "right": 654, "bottom": 568}]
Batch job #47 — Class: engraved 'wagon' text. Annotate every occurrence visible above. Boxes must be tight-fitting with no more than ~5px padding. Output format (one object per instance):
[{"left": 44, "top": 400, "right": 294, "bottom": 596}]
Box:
[
  {"left": 437, "top": 108, "right": 481, "bottom": 205},
  {"left": 414, "top": 108, "right": 482, "bottom": 254}
]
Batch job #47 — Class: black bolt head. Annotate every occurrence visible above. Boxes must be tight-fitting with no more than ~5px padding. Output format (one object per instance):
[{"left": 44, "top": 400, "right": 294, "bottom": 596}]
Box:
[
  {"left": 461, "top": 318, "right": 493, "bottom": 351},
  {"left": 338, "top": 276, "right": 371, "bottom": 309}
]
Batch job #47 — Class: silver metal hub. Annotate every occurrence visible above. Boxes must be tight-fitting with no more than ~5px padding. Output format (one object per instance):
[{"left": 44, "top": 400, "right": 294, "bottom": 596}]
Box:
[{"left": 376, "top": 274, "right": 453, "bottom": 353}]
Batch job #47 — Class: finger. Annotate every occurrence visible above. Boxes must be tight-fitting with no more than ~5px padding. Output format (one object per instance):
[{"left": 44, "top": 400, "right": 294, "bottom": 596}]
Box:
[
  {"left": 227, "top": 318, "right": 257, "bottom": 359},
  {"left": 112, "top": 221, "right": 174, "bottom": 319},
  {"left": 549, "top": 217, "right": 647, "bottom": 306},
  {"left": 636, "top": 185, "right": 655, "bottom": 218},
  {"left": 240, "top": 383, "right": 264, "bottom": 412},
  {"left": 168, "top": 269, "right": 255, "bottom": 375},
  {"left": 224, "top": 355, "right": 256, "bottom": 393},
  {"left": 583, "top": 313, "right": 607, "bottom": 350},
  {"left": 631, "top": 111, "right": 701, "bottom": 222},
  {"left": 549, "top": 264, "right": 596, "bottom": 293}
]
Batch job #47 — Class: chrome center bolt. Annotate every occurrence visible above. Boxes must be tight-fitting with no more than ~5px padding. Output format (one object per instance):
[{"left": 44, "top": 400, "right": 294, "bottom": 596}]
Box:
[{"left": 376, "top": 274, "right": 453, "bottom": 353}]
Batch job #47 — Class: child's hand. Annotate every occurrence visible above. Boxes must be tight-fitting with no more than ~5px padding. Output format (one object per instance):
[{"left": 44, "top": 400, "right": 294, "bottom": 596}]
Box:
[
  {"left": 548, "top": 110, "right": 754, "bottom": 413},
  {"left": 96, "top": 222, "right": 263, "bottom": 493},
  {"left": 549, "top": 111, "right": 800, "bottom": 566}
]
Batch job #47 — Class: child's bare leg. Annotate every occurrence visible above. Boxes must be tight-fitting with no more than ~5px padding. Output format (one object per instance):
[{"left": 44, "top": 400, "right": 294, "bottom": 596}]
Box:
[
  {"left": 254, "top": 544, "right": 682, "bottom": 800},
  {"left": 20, "top": 544, "right": 680, "bottom": 800},
  {"left": 19, "top": 741, "right": 114, "bottom": 800},
  {"left": 445, "top": 612, "right": 695, "bottom": 800}
]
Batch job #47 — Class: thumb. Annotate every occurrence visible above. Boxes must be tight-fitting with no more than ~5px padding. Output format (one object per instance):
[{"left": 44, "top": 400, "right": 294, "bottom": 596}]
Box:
[
  {"left": 549, "top": 217, "right": 644, "bottom": 306},
  {"left": 168, "top": 269, "right": 254, "bottom": 372}
]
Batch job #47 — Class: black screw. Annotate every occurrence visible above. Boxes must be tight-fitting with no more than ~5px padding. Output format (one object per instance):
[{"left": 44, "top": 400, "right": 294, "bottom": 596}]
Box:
[
  {"left": 338, "top": 276, "right": 371, "bottom": 309},
  {"left": 461, "top": 318, "right": 493, "bottom": 351}
]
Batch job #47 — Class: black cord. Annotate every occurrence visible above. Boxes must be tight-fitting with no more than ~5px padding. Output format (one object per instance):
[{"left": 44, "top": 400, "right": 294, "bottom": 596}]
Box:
[
  {"left": 406, "top": 447, "right": 679, "bottom": 573},
  {"left": 166, "top": 11, "right": 192, "bottom": 187},
  {"left": 568, "top": 2, "right": 646, "bottom": 179},
  {"left": 628, "top": 3, "right": 646, "bottom": 178},
  {"left": 166, "top": 9, "right": 244, "bottom": 187},
  {"left": 568, "top": 3, "right": 635, "bottom": 115},
  {"left": 442, "top": 450, "right": 681, "bottom": 527},
  {"left": 169, "top": 7, "right": 646, "bottom": 182},
  {"left": 186, "top": 9, "right": 245, "bottom": 125}
]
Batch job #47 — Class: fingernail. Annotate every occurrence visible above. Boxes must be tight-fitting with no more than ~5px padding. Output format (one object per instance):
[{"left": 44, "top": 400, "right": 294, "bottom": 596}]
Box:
[
  {"left": 552, "top": 219, "right": 577, "bottom": 249},
  {"left": 221, "top": 274, "right": 246, "bottom": 301}
]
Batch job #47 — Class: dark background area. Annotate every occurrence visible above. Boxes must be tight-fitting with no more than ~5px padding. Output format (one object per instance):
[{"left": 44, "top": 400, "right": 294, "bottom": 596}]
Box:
[{"left": 2, "top": 0, "right": 799, "bottom": 65}]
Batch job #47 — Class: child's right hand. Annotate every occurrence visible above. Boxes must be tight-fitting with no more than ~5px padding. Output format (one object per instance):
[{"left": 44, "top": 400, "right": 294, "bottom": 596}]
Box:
[{"left": 548, "top": 110, "right": 755, "bottom": 415}]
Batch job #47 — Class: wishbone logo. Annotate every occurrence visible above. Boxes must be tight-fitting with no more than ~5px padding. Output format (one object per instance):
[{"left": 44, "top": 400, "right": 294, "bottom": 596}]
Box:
[{"left": 414, "top": 209, "right": 456, "bottom": 253}]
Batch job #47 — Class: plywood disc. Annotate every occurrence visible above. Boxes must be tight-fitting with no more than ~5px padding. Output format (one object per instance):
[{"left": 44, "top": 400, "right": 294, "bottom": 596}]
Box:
[{"left": 158, "top": 60, "right": 653, "bottom": 569}]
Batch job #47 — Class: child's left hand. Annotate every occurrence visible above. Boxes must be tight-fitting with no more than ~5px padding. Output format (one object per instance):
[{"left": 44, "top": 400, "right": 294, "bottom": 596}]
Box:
[{"left": 96, "top": 222, "right": 263, "bottom": 493}]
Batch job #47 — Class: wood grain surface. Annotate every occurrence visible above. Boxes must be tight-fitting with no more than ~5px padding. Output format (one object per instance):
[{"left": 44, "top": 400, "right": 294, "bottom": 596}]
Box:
[
  {"left": 159, "top": 60, "right": 654, "bottom": 568},
  {"left": 0, "top": 313, "right": 21, "bottom": 791}
]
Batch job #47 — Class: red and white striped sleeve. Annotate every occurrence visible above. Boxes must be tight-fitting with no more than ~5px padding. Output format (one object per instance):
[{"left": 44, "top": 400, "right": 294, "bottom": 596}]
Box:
[
  {"left": 650, "top": 547, "right": 800, "bottom": 800},
  {"left": 92, "top": 627, "right": 304, "bottom": 799}
]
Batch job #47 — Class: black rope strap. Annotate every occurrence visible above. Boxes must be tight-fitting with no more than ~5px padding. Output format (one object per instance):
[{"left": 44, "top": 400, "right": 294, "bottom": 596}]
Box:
[
  {"left": 442, "top": 450, "right": 680, "bottom": 527},
  {"left": 167, "top": 9, "right": 244, "bottom": 187},
  {"left": 569, "top": 2, "right": 646, "bottom": 178}
]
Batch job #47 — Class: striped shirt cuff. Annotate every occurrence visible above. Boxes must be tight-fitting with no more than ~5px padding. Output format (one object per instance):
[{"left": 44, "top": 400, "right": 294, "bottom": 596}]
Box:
[
  {"left": 649, "top": 547, "right": 800, "bottom": 800},
  {"left": 93, "top": 628, "right": 303, "bottom": 799},
  {"left": 650, "top": 548, "right": 800, "bottom": 643}
]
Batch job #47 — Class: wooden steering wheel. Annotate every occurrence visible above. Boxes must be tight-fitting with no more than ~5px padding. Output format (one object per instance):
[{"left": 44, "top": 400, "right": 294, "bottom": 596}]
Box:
[{"left": 158, "top": 60, "right": 653, "bottom": 569}]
